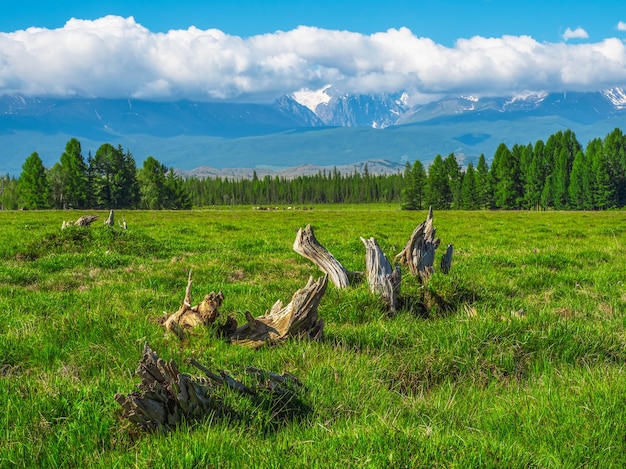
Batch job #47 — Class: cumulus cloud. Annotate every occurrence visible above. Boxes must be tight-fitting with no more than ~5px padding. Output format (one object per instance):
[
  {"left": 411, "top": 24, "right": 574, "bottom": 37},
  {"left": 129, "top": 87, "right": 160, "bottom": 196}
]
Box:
[
  {"left": 1, "top": 16, "right": 626, "bottom": 103},
  {"left": 562, "top": 27, "right": 589, "bottom": 41},
  {"left": 618, "top": 21, "right": 626, "bottom": 31}
]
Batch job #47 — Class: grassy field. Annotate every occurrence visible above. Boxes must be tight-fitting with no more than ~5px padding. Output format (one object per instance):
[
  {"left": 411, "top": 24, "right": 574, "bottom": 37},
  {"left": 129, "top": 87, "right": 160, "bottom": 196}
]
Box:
[{"left": 1, "top": 206, "right": 626, "bottom": 468}]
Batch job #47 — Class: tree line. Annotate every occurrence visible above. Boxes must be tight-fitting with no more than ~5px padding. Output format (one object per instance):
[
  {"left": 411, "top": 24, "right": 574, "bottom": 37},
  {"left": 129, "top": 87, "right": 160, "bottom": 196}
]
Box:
[
  {"left": 1, "top": 139, "right": 191, "bottom": 210},
  {"left": 2, "top": 128, "right": 626, "bottom": 210},
  {"left": 401, "top": 128, "right": 626, "bottom": 211}
]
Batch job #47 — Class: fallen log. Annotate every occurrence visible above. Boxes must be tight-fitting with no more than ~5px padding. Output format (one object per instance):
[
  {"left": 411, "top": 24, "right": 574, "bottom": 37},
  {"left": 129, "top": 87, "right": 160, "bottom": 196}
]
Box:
[
  {"left": 229, "top": 275, "right": 327, "bottom": 348},
  {"left": 395, "top": 206, "right": 441, "bottom": 283},
  {"left": 159, "top": 269, "right": 224, "bottom": 339},
  {"left": 115, "top": 343, "right": 303, "bottom": 432},
  {"left": 293, "top": 225, "right": 350, "bottom": 288},
  {"left": 360, "top": 237, "right": 402, "bottom": 313}
]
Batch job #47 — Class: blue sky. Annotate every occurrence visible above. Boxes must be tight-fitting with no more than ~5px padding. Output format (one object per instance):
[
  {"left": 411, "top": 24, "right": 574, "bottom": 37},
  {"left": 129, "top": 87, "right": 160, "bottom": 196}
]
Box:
[
  {"left": 1, "top": 1, "right": 626, "bottom": 102},
  {"left": 2, "top": 0, "right": 624, "bottom": 44}
]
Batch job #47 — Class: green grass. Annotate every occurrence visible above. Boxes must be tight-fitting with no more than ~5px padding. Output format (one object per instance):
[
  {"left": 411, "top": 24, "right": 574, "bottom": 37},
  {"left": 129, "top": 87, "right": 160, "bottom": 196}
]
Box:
[{"left": 1, "top": 207, "right": 626, "bottom": 468}]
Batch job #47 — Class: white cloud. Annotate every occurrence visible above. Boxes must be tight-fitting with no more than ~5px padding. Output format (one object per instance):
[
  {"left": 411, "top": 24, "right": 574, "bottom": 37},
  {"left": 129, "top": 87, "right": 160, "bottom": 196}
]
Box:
[
  {"left": 562, "top": 27, "right": 589, "bottom": 41},
  {"left": 618, "top": 21, "right": 626, "bottom": 31},
  {"left": 1, "top": 16, "right": 626, "bottom": 103}
]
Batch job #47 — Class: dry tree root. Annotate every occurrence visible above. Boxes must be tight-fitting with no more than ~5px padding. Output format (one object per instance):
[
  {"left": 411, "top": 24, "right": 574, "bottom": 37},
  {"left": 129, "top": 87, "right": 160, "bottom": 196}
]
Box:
[
  {"left": 159, "top": 272, "right": 326, "bottom": 348},
  {"left": 228, "top": 275, "right": 327, "bottom": 348},
  {"left": 360, "top": 236, "right": 402, "bottom": 314},
  {"left": 159, "top": 269, "right": 224, "bottom": 340},
  {"left": 293, "top": 224, "right": 350, "bottom": 288},
  {"left": 61, "top": 214, "right": 99, "bottom": 229},
  {"left": 115, "top": 343, "right": 304, "bottom": 432},
  {"left": 395, "top": 206, "right": 453, "bottom": 283}
]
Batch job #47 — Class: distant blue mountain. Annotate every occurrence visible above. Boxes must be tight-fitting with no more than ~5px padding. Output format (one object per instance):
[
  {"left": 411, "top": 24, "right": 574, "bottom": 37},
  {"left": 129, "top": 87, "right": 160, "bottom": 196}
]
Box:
[{"left": 2, "top": 88, "right": 626, "bottom": 176}]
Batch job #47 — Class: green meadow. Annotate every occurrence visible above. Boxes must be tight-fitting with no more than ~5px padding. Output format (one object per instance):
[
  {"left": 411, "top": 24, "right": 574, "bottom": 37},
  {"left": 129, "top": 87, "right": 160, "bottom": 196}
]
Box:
[{"left": 1, "top": 206, "right": 626, "bottom": 468}]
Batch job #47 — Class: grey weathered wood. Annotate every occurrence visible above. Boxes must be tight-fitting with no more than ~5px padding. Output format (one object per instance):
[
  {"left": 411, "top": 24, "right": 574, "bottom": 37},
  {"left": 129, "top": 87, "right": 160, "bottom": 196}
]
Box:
[
  {"left": 395, "top": 206, "right": 441, "bottom": 283},
  {"left": 360, "top": 236, "right": 402, "bottom": 313},
  {"left": 104, "top": 209, "right": 114, "bottom": 226},
  {"left": 293, "top": 224, "right": 350, "bottom": 288},
  {"left": 61, "top": 214, "right": 98, "bottom": 229},
  {"left": 115, "top": 344, "right": 303, "bottom": 432},
  {"left": 441, "top": 243, "right": 454, "bottom": 274},
  {"left": 160, "top": 269, "right": 224, "bottom": 339},
  {"left": 229, "top": 275, "right": 327, "bottom": 348}
]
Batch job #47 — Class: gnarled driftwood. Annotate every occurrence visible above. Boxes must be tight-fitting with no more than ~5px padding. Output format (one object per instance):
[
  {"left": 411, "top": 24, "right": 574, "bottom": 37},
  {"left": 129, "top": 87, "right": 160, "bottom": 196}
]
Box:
[
  {"left": 229, "top": 275, "right": 327, "bottom": 348},
  {"left": 159, "top": 269, "right": 224, "bottom": 339},
  {"left": 395, "top": 206, "right": 445, "bottom": 283},
  {"left": 293, "top": 224, "right": 350, "bottom": 288},
  {"left": 115, "top": 343, "right": 303, "bottom": 432},
  {"left": 360, "top": 236, "right": 402, "bottom": 313},
  {"left": 61, "top": 214, "right": 99, "bottom": 229}
]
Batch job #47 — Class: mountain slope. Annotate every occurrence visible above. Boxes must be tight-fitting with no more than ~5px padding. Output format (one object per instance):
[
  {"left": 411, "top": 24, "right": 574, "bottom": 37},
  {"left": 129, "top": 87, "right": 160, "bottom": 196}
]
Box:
[{"left": 2, "top": 89, "right": 626, "bottom": 176}]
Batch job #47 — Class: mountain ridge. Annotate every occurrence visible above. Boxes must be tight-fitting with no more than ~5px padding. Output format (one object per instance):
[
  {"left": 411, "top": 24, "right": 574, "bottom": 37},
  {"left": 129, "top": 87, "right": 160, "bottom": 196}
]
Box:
[{"left": 2, "top": 88, "right": 626, "bottom": 176}]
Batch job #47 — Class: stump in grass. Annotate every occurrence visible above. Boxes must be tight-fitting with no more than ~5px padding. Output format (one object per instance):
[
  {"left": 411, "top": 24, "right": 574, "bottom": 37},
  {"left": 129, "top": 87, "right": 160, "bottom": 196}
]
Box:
[
  {"left": 160, "top": 272, "right": 326, "bottom": 348},
  {"left": 229, "top": 275, "right": 327, "bottom": 348},
  {"left": 61, "top": 214, "right": 99, "bottom": 229},
  {"left": 159, "top": 270, "right": 224, "bottom": 340},
  {"left": 293, "top": 224, "right": 350, "bottom": 288},
  {"left": 115, "top": 343, "right": 304, "bottom": 432},
  {"left": 360, "top": 236, "right": 402, "bottom": 313},
  {"left": 395, "top": 206, "right": 452, "bottom": 283},
  {"left": 104, "top": 209, "right": 115, "bottom": 226}
]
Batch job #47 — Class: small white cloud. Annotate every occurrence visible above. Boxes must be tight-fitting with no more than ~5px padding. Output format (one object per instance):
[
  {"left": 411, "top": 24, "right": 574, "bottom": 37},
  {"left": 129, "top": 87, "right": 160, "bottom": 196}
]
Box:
[
  {"left": 618, "top": 21, "right": 626, "bottom": 31},
  {"left": 563, "top": 27, "right": 589, "bottom": 41}
]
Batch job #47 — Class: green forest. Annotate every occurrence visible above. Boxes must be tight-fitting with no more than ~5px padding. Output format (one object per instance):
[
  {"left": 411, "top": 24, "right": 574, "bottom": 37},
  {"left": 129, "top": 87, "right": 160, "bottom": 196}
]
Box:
[{"left": 2, "top": 127, "right": 626, "bottom": 210}]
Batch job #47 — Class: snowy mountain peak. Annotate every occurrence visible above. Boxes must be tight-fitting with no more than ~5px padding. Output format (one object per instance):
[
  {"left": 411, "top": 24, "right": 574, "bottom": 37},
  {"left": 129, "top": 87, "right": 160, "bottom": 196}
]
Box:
[
  {"left": 291, "top": 85, "right": 332, "bottom": 113},
  {"left": 603, "top": 87, "right": 626, "bottom": 109}
]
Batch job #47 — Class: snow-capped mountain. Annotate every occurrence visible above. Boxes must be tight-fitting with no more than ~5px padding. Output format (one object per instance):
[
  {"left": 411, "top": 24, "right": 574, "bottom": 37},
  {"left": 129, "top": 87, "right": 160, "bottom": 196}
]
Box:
[
  {"left": 3, "top": 87, "right": 626, "bottom": 176},
  {"left": 290, "top": 86, "right": 411, "bottom": 128}
]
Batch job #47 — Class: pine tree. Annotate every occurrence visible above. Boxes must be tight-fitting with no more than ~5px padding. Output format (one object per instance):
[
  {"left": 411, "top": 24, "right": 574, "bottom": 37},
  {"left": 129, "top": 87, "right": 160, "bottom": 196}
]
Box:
[
  {"left": 491, "top": 143, "right": 520, "bottom": 209},
  {"left": 19, "top": 152, "right": 50, "bottom": 209},
  {"left": 58, "top": 138, "right": 88, "bottom": 209},
  {"left": 460, "top": 162, "right": 478, "bottom": 209},
  {"left": 475, "top": 154, "right": 491, "bottom": 208}
]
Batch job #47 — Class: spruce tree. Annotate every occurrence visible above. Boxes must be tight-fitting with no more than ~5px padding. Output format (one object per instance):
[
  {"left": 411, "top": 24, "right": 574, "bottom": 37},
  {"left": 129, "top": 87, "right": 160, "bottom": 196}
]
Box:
[{"left": 19, "top": 152, "right": 50, "bottom": 209}]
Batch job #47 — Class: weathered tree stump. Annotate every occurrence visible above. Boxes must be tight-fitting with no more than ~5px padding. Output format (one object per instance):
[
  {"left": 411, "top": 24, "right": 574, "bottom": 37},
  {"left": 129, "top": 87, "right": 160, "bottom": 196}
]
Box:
[
  {"left": 115, "top": 343, "right": 303, "bottom": 432},
  {"left": 360, "top": 237, "right": 402, "bottom": 313},
  {"left": 395, "top": 206, "right": 450, "bottom": 283},
  {"left": 293, "top": 224, "right": 350, "bottom": 288},
  {"left": 104, "top": 209, "right": 115, "bottom": 226},
  {"left": 229, "top": 275, "right": 327, "bottom": 348},
  {"left": 159, "top": 270, "right": 224, "bottom": 339},
  {"left": 61, "top": 214, "right": 99, "bottom": 229}
]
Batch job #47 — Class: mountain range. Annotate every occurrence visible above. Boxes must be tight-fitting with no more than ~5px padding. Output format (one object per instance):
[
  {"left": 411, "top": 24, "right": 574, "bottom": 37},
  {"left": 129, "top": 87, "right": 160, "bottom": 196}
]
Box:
[{"left": 2, "top": 86, "right": 626, "bottom": 177}]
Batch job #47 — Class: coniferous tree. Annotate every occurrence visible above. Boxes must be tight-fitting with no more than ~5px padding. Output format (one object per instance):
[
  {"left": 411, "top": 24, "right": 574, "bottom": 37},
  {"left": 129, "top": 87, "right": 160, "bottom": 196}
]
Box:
[
  {"left": 19, "top": 152, "right": 50, "bottom": 209},
  {"left": 460, "top": 162, "right": 478, "bottom": 209},
  {"left": 443, "top": 153, "right": 462, "bottom": 208},
  {"left": 58, "top": 138, "right": 88, "bottom": 209},
  {"left": 475, "top": 154, "right": 491, "bottom": 208},
  {"left": 491, "top": 143, "right": 520, "bottom": 209},
  {"left": 426, "top": 155, "right": 451, "bottom": 209},
  {"left": 568, "top": 150, "right": 588, "bottom": 210}
]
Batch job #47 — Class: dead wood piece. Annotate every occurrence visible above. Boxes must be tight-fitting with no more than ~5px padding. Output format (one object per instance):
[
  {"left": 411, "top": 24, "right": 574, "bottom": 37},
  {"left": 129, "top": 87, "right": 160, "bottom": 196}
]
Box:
[
  {"left": 360, "top": 236, "right": 402, "bottom": 313},
  {"left": 293, "top": 225, "right": 350, "bottom": 288},
  {"left": 61, "top": 214, "right": 99, "bottom": 229},
  {"left": 160, "top": 270, "right": 224, "bottom": 339},
  {"left": 441, "top": 243, "right": 454, "bottom": 274},
  {"left": 395, "top": 206, "right": 441, "bottom": 283},
  {"left": 115, "top": 343, "right": 305, "bottom": 432},
  {"left": 104, "top": 209, "right": 114, "bottom": 226},
  {"left": 229, "top": 275, "right": 327, "bottom": 348}
]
